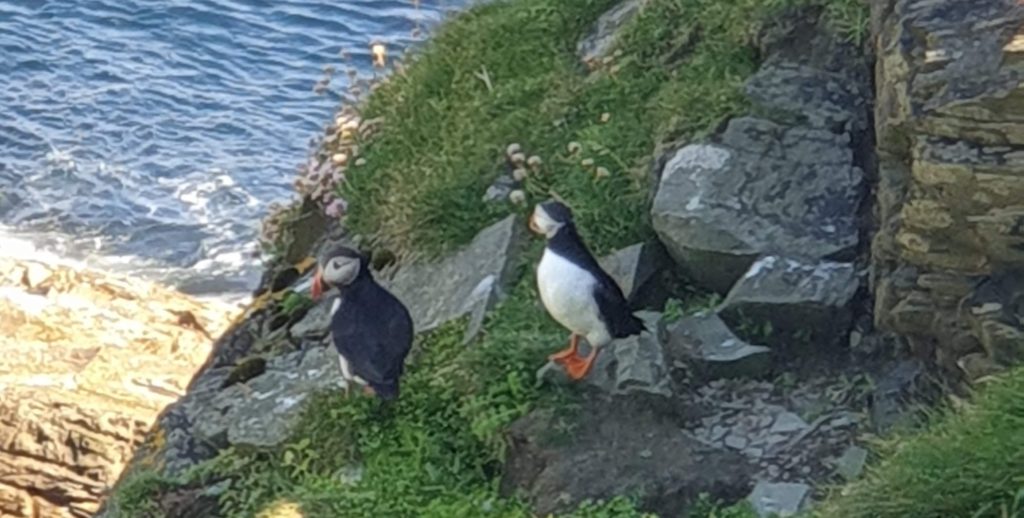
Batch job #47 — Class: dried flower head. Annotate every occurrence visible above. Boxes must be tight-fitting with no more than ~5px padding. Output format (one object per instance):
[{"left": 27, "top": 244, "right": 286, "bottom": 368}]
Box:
[
  {"left": 567, "top": 142, "right": 582, "bottom": 155},
  {"left": 509, "top": 189, "right": 527, "bottom": 205},
  {"left": 527, "top": 156, "right": 543, "bottom": 171},
  {"left": 506, "top": 143, "right": 522, "bottom": 158},
  {"left": 512, "top": 168, "right": 528, "bottom": 182}
]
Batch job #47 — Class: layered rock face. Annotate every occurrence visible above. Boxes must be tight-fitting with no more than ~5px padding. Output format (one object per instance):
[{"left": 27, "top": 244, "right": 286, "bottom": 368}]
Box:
[
  {"left": 0, "top": 258, "right": 235, "bottom": 517},
  {"left": 871, "top": 0, "right": 1024, "bottom": 378}
]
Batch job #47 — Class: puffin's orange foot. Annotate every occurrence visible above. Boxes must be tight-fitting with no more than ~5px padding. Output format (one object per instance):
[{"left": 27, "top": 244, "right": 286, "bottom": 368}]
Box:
[
  {"left": 548, "top": 334, "right": 580, "bottom": 361},
  {"left": 362, "top": 385, "right": 376, "bottom": 397},
  {"left": 553, "top": 349, "right": 598, "bottom": 381}
]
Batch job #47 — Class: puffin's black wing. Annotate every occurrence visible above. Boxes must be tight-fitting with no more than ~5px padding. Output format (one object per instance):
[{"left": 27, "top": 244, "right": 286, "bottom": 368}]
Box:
[
  {"left": 590, "top": 269, "right": 646, "bottom": 338},
  {"left": 330, "top": 283, "right": 414, "bottom": 399}
]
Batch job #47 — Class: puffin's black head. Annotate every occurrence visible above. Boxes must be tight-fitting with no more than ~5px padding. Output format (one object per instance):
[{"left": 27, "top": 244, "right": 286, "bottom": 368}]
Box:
[
  {"left": 311, "top": 246, "right": 367, "bottom": 299},
  {"left": 529, "top": 200, "right": 574, "bottom": 239}
]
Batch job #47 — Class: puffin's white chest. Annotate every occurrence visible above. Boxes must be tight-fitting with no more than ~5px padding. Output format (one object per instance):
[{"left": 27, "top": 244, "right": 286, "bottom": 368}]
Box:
[
  {"left": 329, "top": 298, "right": 366, "bottom": 387},
  {"left": 536, "top": 249, "right": 606, "bottom": 340}
]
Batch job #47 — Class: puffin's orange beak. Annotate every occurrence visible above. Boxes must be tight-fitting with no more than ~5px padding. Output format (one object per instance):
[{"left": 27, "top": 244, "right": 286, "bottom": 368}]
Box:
[{"left": 311, "top": 268, "right": 323, "bottom": 300}]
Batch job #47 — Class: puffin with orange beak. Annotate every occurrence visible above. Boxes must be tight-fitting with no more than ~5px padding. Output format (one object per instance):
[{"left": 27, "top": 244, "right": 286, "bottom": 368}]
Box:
[
  {"left": 311, "top": 246, "right": 413, "bottom": 400},
  {"left": 529, "top": 200, "right": 645, "bottom": 380}
]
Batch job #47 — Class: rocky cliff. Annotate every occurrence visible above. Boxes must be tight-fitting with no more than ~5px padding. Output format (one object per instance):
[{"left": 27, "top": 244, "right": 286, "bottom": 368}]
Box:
[
  {"left": 0, "top": 257, "right": 236, "bottom": 517},
  {"left": 871, "top": 0, "right": 1024, "bottom": 382}
]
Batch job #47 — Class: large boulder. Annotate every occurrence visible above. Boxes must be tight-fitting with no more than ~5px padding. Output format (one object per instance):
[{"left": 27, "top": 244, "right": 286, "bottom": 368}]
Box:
[
  {"left": 871, "top": 0, "right": 1024, "bottom": 373},
  {"left": 501, "top": 398, "right": 752, "bottom": 516},
  {"left": 651, "top": 14, "right": 869, "bottom": 293}
]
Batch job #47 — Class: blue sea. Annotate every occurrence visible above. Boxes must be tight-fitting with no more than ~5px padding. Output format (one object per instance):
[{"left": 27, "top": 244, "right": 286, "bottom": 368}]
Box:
[{"left": 0, "top": 0, "right": 462, "bottom": 298}]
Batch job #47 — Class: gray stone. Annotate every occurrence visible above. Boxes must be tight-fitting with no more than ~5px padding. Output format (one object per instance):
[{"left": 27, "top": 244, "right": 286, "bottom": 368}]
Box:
[
  {"left": 720, "top": 255, "right": 859, "bottom": 347},
  {"left": 537, "top": 323, "right": 672, "bottom": 397},
  {"left": 724, "top": 435, "right": 749, "bottom": 450},
  {"left": 576, "top": 0, "right": 645, "bottom": 64},
  {"left": 835, "top": 445, "right": 868, "bottom": 481},
  {"left": 483, "top": 175, "right": 517, "bottom": 203},
  {"left": 289, "top": 295, "right": 337, "bottom": 340},
  {"left": 386, "top": 215, "right": 524, "bottom": 341},
  {"left": 745, "top": 447, "right": 764, "bottom": 458},
  {"left": 501, "top": 398, "right": 752, "bottom": 517},
  {"left": 710, "top": 425, "right": 728, "bottom": 442},
  {"left": 870, "top": 360, "right": 931, "bottom": 435},
  {"left": 664, "top": 312, "right": 772, "bottom": 380},
  {"left": 747, "top": 481, "right": 810, "bottom": 517},
  {"left": 192, "top": 347, "right": 345, "bottom": 448},
  {"left": 651, "top": 117, "right": 863, "bottom": 293},
  {"left": 769, "top": 412, "right": 808, "bottom": 435},
  {"left": 597, "top": 242, "right": 672, "bottom": 309},
  {"left": 744, "top": 63, "right": 869, "bottom": 134}
]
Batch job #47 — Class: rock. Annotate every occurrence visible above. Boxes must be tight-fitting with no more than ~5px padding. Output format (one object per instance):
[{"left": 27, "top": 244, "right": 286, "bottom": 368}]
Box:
[
  {"left": 0, "top": 257, "right": 236, "bottom": 518},
  {"left": 538, "top": 312, "right": 671, "bottom": 397},
  {"left": 193, "top": 347, "right": 344, "bottom": 448},
  {"left": 724, "top": 435, "right": 749, "bottom": 450},
  {"left": 387, "top": 215, "right": 524, "bottom": 341},
  {"left": 871, "top": 0, "right": 1024, "bottom": 368},
  {"left": 651, "top": 117, "right": 864, "bottom": 293},
  {"left": 769, "top": 412, "right": 809, "bottom": 435},
  {"left": 597, "top": 241, "right": 672, "bottom": 309},
  {"left": 956, "top": 352, "right": 1004, "bottom": 382},
  {"left": 664, "top": 312, "right": 772, "bottom": 381},
  {"left": 719, "top": 256, "right": 859, "bottom": 347},
  {"left": 747, "top": 481, "right": 810, "bottom": 517},
  {"left": 835, "top": 445, "right": 868, "bottom": 481},
  {"left": 651, "top": 11, "right": 868, "bottom": 293},
  {"left": 501, "top": 399, "right": 752, "bottom": 516},
  {"left": 21, "top": 261, "right": 51, "bottom": 289},
  {"left": 576, "top": 0, "right": 645, "bottom": 65},
  {"left": 483, "top": 175, "right": 517, "bottom": 203},
  {"left": 869, "top": 360, "right": 931, "bottom": 435},
  {"left": 289, "top": 295, "right": 337, "bottom": 340}
]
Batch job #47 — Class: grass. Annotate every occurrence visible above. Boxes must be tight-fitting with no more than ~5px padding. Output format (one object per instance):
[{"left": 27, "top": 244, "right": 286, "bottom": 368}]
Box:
[
  {"left": 108, "top": 0, "right": 871, "bottom": 516},
  {"left": 813, "top": 368, "right": 1024, "bottom": 518}
]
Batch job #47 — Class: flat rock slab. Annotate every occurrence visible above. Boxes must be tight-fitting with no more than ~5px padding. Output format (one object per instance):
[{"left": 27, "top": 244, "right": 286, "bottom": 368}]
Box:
[
  {"left": 289, "top": 295, "right": 337, "bottom": 341},
  {"left": 651, "top": 117, "right": 863, "bottom": 292},
  {"left": 597, "top": 241, "right": 672, "bottom": 309},
  {"left": 386, "top": 215, "right": 524, "bottom": 341},
  {"left": 501, "top": 398, "right": 752, "bottom": 517},
  {"left": 747, "top": 481, "right": 810, "bottom": 517},
  {"left": 538, "top": 312, "right": 671, "bottom": 397},
  {"left": 665, "top": 312, "right": 772, "bottom": 381},
  {"left": 719, "top": 255, "right": 858, "bottom": 347},
  {"left": 192, "top": 347, "right": 344, "bottom": 448}
]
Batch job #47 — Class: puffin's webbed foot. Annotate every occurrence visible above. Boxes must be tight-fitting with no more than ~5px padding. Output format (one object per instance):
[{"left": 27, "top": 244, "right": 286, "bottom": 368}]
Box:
[
  {"left": 554, "top": 346, "right": 598, "bottom": 381},
  {"left": 548, "top": 334, "right": 580, "bottom": 361},
  {"left": 362, "top": 385, "right": 376, "bottom": 397}
]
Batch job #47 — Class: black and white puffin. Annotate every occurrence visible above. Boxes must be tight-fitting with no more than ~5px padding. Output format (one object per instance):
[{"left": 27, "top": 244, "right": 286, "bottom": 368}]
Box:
[
  {"left": 529, "top": 200, "right": 645, "bottom": 380},
  {"left": 311, "top": 246, "right": 414, "bottom": 400}
]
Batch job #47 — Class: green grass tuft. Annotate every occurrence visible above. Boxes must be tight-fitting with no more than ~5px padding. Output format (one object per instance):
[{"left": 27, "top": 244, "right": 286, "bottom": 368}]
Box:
[{"left": 815, "top": 368, "right": 1024, "bottom": 518}]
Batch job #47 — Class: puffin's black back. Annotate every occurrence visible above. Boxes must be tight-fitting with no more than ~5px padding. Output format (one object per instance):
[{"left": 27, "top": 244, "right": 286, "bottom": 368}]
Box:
[
  {"left": 546, "top": 217, "right": 645, "bottom": 339},
  {"left": 328, "top": 258, "right": 414, "bottom": 400}
]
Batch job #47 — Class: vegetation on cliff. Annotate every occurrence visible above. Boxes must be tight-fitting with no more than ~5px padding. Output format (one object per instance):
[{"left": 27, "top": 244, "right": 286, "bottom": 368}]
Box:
[{"left": 816, "top": 368, "right": 1024, "bottom": 518}]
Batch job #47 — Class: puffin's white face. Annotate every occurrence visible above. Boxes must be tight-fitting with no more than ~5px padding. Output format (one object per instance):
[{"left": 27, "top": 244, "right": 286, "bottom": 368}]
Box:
[
  {"left": 529, "top": 204, "right": 564, "bottom": 239},
  {"left": 322, "top": 255, "right": 361, "bottom": 287}
]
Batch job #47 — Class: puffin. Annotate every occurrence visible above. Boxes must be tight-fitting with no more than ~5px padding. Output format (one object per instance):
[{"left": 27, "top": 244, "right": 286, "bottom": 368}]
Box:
[
  {"left": 311, "top": 245, "right": 414, "bottom": 400},
  {"left": 529, "top": 200, "right": 645, "bottom": 380}
]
